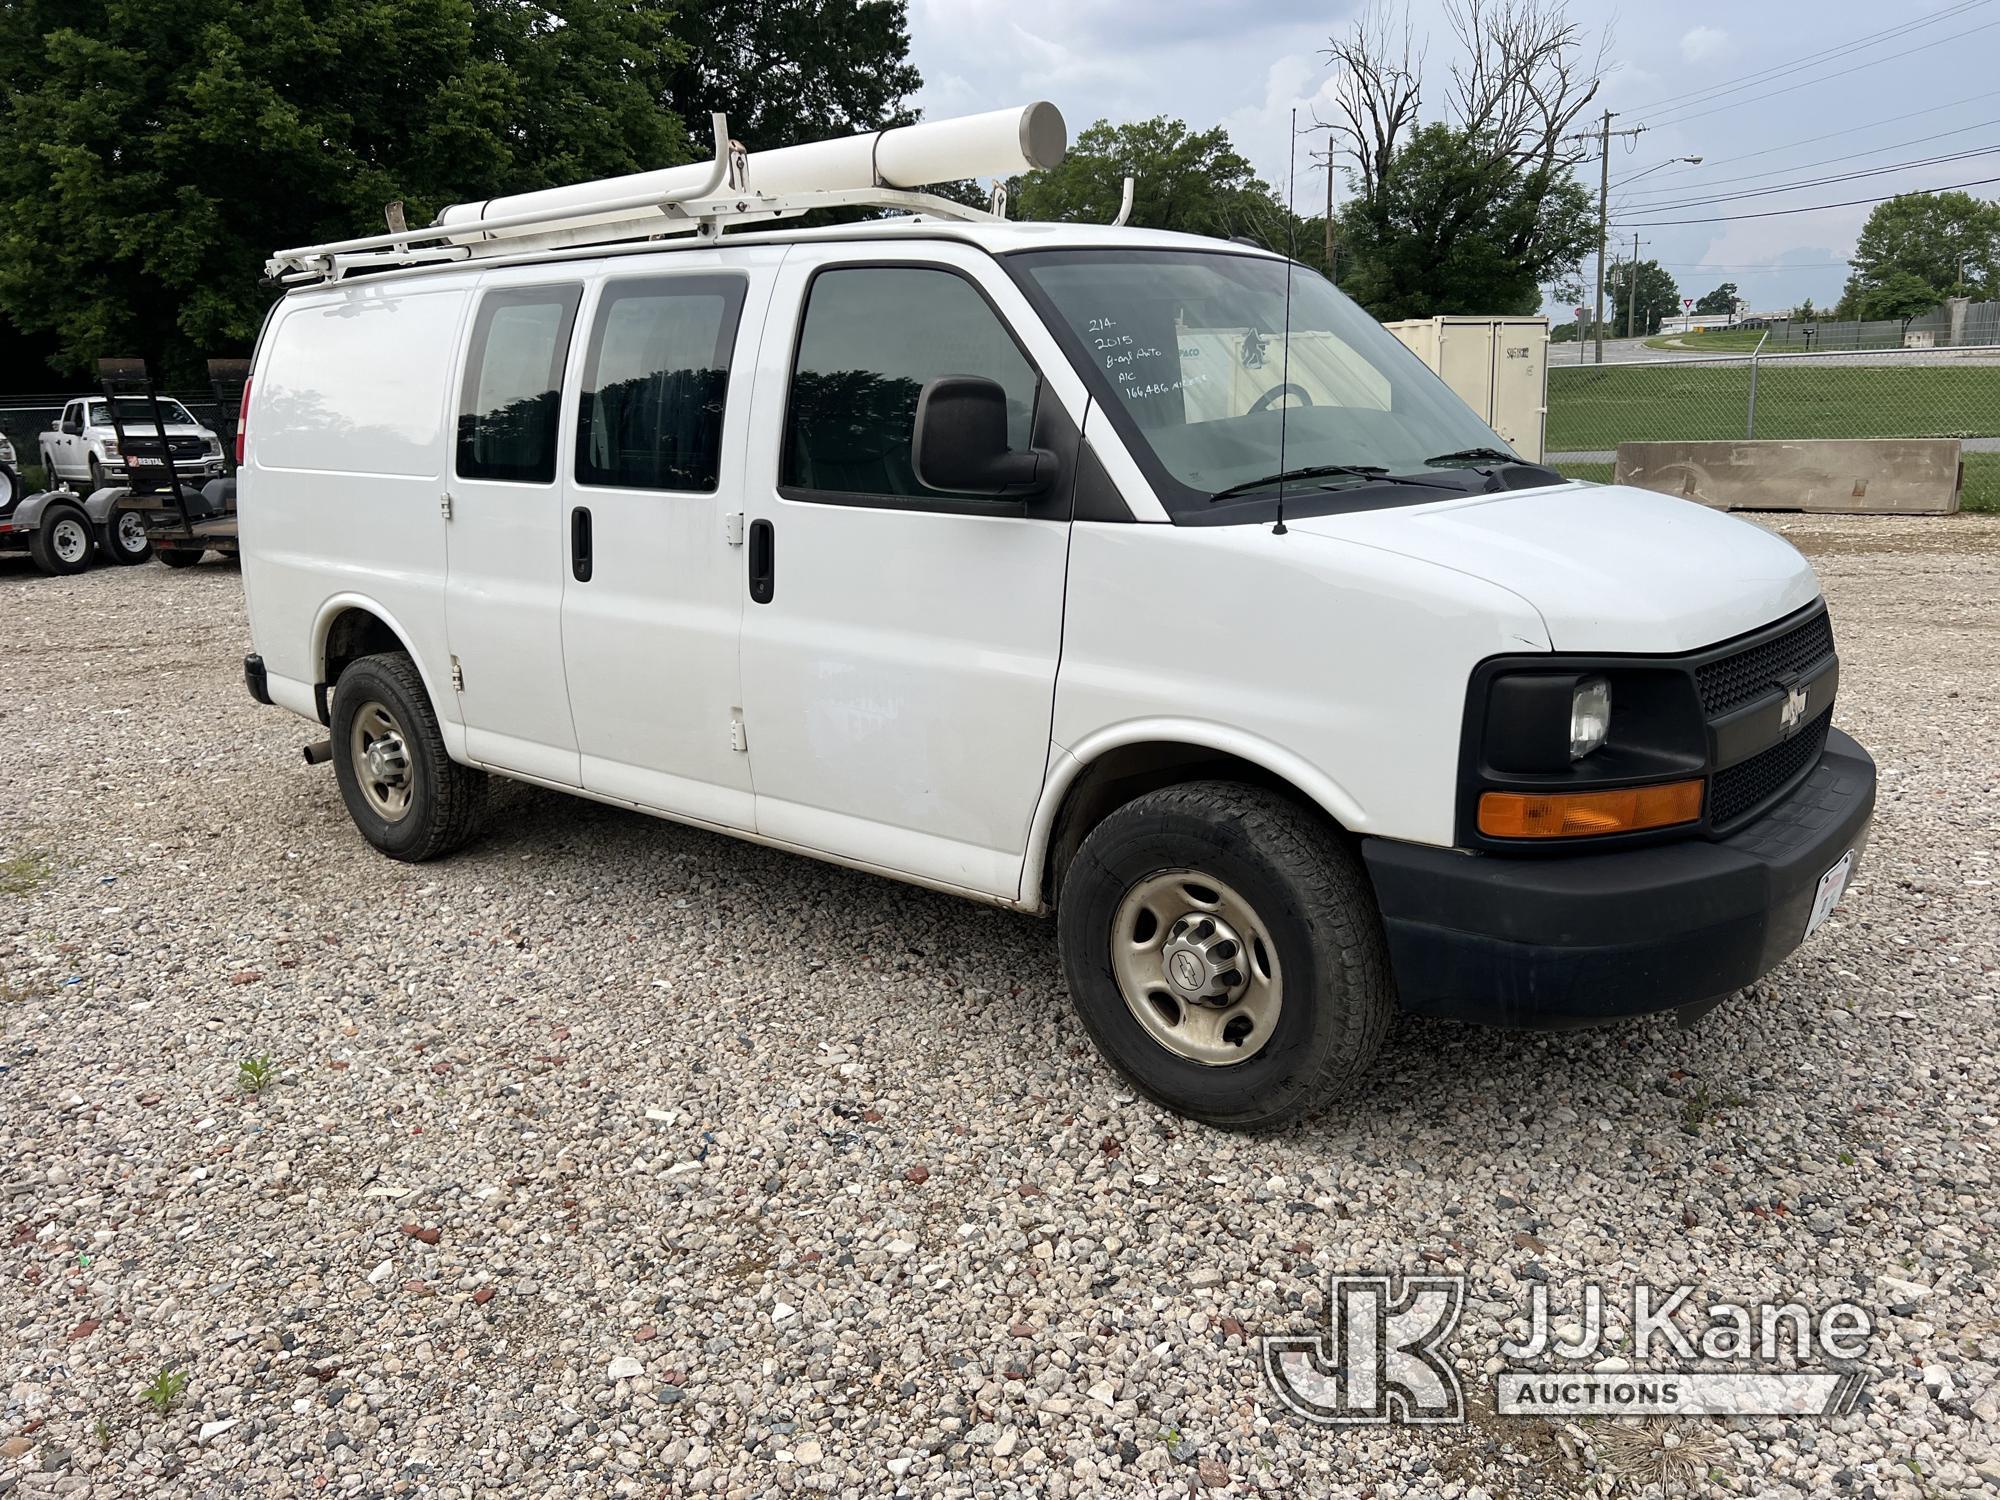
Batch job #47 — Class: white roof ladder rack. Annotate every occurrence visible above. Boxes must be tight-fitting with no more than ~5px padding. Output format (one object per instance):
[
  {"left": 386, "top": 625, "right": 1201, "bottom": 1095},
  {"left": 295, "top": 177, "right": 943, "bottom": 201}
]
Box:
[{"left": 265, "top": 103, "right": 1075, "bottom": 285}]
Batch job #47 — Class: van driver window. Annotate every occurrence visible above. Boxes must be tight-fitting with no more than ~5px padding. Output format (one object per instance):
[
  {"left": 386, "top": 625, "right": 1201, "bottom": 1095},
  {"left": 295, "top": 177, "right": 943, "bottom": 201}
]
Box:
[
  {"left": 575, "top": 276, "right": 746, "bottom": 493},
  {"left": 781, "top": 266, "right": 1037, "bottom": 501},
  {"left": 456, "top": 286, "right": 581, "bottom": 483}
]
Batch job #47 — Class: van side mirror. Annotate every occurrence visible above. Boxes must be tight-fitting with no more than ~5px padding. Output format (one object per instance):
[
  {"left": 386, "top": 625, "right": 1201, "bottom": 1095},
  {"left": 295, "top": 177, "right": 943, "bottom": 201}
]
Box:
[{"left": 912, "top": 375, "right": 1052, "bottom": 497}]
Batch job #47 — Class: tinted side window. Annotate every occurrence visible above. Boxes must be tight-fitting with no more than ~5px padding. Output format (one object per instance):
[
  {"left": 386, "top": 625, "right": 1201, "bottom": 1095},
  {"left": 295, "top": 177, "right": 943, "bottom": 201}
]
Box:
[
  {"left": 457, "top": 286, "right": 581, "bottom": 483},
  {"left": 576, "top": 276, "right": 745, "bottom": 492},
  {"left": 782, "top": 266, "right": 1037, "bottom": 501}
]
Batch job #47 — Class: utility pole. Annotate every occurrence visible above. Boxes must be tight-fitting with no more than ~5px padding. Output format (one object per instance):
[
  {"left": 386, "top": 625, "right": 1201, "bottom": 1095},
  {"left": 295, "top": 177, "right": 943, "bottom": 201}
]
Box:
[
  {"left": 1578, "top": 110, "right": 1647, "bottom": 364},
  {"left": 1324, "top": 130, "right": 1336, "bottom": 280},
  {"left": 1627, "top": 232, "right": 1645, "bottom": 339}
]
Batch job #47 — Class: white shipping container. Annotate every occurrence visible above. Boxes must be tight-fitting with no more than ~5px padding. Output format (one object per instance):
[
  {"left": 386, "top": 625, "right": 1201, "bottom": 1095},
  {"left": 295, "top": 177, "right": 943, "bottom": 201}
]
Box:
[{"left": 1383, "top": 316, "right": 1549, "bottom": 462}]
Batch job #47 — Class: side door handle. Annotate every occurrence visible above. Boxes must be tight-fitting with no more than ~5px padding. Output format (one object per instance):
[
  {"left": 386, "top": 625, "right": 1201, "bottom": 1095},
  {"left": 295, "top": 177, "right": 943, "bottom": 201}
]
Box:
[
  {"left": 571, "top": 505, "right": 592, "bottom": 582},
  {"left": 747, "top": 518, "right": 774, "bottom": 604}
]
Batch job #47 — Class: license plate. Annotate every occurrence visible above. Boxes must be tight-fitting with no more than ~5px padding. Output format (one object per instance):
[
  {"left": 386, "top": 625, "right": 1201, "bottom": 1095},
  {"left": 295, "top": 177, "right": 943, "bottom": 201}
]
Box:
[
  {"left": 1806, "top": 850, "right": 1854, "bottom": 937},
  {"left": 128, "top": 455, "right": 161, "bottom": 466}
]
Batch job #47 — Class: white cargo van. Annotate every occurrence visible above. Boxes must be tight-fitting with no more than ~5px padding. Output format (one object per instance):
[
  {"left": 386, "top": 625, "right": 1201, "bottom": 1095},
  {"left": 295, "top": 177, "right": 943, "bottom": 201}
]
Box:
[{"left": 239, "top": 105, "right": 1874, "bottom": 1128}]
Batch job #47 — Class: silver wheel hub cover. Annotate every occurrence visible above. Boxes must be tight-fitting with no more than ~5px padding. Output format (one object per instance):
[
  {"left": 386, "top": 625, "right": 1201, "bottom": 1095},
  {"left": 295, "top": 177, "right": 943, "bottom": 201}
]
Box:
[
  {"left": 1161, "top": 912, "right": 1248, "bottom": 1006},
  {"left": 364, "top": 735, "right": 409, "bottom": 782}
]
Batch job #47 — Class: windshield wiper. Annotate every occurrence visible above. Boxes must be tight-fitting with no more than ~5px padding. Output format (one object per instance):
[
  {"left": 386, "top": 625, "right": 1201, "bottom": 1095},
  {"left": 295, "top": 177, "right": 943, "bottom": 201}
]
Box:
[
  {"left": 1421, "top": 446, "right": 1523, "bottom": 468},
  {"left": 1206, "top": 464, "right": 1455, "bottom": 504}
]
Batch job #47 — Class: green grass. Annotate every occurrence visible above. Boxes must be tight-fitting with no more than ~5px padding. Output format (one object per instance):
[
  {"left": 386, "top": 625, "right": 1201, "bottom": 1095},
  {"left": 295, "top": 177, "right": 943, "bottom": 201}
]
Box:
[
  {"left": 1550, "top": 361, "right": 2000, "bottom": 452},
  {"left": 0, "top": 852, "right": 51, "bottom": 896}
]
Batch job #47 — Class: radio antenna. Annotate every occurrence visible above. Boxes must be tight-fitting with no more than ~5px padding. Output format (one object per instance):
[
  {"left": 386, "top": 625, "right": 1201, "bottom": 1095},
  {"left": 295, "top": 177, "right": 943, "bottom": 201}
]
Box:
[{"left": 1273, "top": 108, "right": 1298, "bottom": 537}]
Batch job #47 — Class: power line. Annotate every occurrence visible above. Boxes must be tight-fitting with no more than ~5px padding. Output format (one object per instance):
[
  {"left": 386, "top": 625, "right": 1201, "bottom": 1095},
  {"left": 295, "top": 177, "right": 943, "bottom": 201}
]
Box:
[
  {"left": 1615, "top": 88, "right": 2000, "bottom": 190},
  {"left": 1618, "top": 116, "right": 2000, "bottom": 199},
  {"left": 1614, "top": 175, "right": 2000, "bottom": 228},
  {"left": 1628, "top": 0, "right": 1987, "bottom": 119},
  {"left": 1617, "top": 144, "right": 1999, "bottom": 213},
  {"left": 1640, "top": 15, "right": 2000, "bottom": 133},
  {"left": 1623, "top": 0, "right": 1986, "bottom": 114}
]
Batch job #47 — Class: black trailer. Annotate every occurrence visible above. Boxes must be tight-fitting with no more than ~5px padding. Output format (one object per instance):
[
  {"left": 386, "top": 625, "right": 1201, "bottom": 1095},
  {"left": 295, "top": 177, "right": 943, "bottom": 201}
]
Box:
[{"left": 99, "top": 356, "right": 243, "bottom": 566}]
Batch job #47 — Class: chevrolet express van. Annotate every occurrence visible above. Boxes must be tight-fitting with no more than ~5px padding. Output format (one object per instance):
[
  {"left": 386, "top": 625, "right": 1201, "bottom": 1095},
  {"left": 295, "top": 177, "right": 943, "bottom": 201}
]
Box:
[{"left": 238, "top": 106, "right": 1875, "bottom": 1128}]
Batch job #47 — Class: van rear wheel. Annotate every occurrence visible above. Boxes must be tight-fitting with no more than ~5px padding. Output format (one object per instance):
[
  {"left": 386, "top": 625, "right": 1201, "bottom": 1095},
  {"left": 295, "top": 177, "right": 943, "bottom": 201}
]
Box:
[
  {"left": 330, "top": 652, "right": 486, "bottom": 862},
  {"left": 1056, "top": 781, "right": 1393, "bottom": 1131}
]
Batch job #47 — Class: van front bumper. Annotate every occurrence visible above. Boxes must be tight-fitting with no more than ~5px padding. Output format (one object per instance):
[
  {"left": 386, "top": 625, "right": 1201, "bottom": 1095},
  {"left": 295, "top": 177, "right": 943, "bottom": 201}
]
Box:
[{"left": 1362, "top": 727, "right": 1876, "bottom": 1027}]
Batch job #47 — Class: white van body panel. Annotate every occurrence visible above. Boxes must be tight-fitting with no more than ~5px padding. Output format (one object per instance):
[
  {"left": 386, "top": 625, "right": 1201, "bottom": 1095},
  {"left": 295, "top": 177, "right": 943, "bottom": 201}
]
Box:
[
  {"left": 1049, "top": 517, "right": 1552, "bottom": 852},
  {"left": 561, "top": 245, "right": 786, "bottom": 832},
  {"left": 241, "top": 277, "right": 471, "bottom": 731},
  {"left": 735, "top": 240, "right": 1088, "bottom": 899},
  {"left": 1286, "top": 482, "right": 1820, "bottom": 654}
]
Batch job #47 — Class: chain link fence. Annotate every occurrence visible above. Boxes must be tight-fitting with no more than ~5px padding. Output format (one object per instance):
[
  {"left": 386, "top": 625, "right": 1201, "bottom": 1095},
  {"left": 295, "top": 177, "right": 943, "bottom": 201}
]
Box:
[{"left": 1547, "top": 345, "right": 2000, "bottom": 511}]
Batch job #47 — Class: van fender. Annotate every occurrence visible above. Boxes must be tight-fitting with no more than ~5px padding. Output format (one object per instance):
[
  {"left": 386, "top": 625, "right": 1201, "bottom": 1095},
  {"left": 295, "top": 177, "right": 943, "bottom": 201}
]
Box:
[
  {"left": 309, "top": 592, "right": 465, "bottom": 753},
  {"left": 1020, "top": 718, "right": 1370, "bottom": 908}
]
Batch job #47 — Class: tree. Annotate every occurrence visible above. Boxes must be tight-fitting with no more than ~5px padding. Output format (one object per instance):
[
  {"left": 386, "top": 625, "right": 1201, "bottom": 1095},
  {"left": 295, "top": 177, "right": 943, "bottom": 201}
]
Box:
[
  {"left": 1322, "top": 0, "right": 1607, "bottom": 318},
  {"left": 1606, "top": 258, "right": 1680, "bottom": 337},
  {"left": 1694, "top": 282, "right": 1738, "bottom": 315},
  {"left": 0, "top": 0, "right": 695, "bottom": 383},
  {"left": 1007, "top": 118, "right": 1287, "bottom": 248},
  {"left": 661, "top": 1, "right": 922, "bottom": 150},
  {"left": 1839, "top": 191, "right": 2000, "bottom": 320}
]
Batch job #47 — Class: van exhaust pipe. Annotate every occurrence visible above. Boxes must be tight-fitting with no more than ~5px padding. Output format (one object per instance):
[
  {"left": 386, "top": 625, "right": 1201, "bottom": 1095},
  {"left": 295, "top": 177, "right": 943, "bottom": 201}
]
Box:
[{"left": 302, "top": 739, "right": 333, "bottom": 766}]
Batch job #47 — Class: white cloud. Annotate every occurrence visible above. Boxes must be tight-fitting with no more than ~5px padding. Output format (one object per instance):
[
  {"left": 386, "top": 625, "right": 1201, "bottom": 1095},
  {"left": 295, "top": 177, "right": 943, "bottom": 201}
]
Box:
[{"left": 1679, "top": 26, "right": 1729, "bottom": 63}]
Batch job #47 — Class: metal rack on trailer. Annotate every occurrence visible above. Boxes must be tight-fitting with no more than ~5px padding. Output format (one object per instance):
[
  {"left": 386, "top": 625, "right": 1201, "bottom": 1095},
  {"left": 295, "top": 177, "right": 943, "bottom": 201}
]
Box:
[{"left": 100, "top": 356, "right": 240, "bottom": 565}]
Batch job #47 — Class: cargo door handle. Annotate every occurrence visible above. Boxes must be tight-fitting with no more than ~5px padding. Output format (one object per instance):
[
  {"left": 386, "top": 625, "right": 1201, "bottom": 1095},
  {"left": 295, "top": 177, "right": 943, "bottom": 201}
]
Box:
[
  {"left": 748, "top": 518, "right": 774, "bottom": 604},
  {"left": 571, "top": 506, "right": 592, "bottom": 582}
]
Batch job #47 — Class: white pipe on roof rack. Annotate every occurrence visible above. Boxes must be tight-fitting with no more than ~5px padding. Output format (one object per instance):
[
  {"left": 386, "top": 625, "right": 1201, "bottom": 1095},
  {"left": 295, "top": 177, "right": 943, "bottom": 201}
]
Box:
[{"left": 433, "top": 102, "right": 1066, "bottom": 248}]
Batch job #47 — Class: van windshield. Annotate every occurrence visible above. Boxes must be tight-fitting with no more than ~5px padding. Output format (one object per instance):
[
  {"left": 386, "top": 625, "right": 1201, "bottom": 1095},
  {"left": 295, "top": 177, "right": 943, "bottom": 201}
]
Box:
[{"left": 1008, "top": 249, "right": 1508, "bottom": 513}]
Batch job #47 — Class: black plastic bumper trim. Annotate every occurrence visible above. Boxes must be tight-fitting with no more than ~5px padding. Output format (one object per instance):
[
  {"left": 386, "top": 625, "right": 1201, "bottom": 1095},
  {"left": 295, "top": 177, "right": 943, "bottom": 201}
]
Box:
[
  {"left": 243, "top": 653, "right": 271, "bottom": 707},
  {"left": 1364, "top": 727, "right": 1875, "bottom": 1027}
]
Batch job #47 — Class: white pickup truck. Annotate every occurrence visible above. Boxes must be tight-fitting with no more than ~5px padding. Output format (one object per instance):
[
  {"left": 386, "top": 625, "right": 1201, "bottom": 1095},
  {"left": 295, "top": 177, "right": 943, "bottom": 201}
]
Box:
[{"left": 40, "top": 395, "right": 225, "bottom": 492}]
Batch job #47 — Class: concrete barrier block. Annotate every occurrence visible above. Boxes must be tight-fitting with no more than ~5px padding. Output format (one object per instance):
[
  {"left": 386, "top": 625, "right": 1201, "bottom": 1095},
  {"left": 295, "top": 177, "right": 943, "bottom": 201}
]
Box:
[{"left": 1613, "top": 439, "right": 1962, "bottom": 515}]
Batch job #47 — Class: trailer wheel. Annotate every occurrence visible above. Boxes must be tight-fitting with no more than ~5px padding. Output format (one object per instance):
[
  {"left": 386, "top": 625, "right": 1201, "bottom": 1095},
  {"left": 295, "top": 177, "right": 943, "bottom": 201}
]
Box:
[
  {"left": 156, "top": 548, "right": 203, "bottom": 568},
  {"left": 330, "top": 652, "right": 486, "bottom": 862},
  {"left": 100, "top": 509, "right": 152, "bottom": 564},
  {"left": 28, "top": 500, "right": 94, "bottom": 576},
  {"left": 0, "top": 463, "right": 17, "bottom": 510},
  {"left": 1056, "top": 781, "right": 1394, "bottom": 1131}
]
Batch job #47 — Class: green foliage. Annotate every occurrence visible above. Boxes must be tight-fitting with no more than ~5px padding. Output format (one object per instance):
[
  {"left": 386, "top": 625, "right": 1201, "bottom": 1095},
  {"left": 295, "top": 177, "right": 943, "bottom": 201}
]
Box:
[
  {"left": 1694, "top": 282, "right": 1738, "bottom": 315},
  {"left": 1007, "top": 118, "right": 1286, "bottom": 249},
  {"left": 1606, "top": 258, "right": 1681, "bottom": 338},
  {"left": 236, "top": 1055, "right": 274, "bottom": 1093},
  {"left": 1336, "top": 124, "right": 1597, "bottom": 320},
  {"left": 0, "top": 850, "right": 51, "bottom": 896},
  {"left": 141, "top": 1368, "right": 188, "bottom": 1414},
  {"left": 0, "top": 0, "right": 695, "bottom": 383},
  {"left": 1839, "top": 191, "right": 2000, "bottom": 319},
  {"left": 662, "top": 0, "right": 921, "bottom": 149}
]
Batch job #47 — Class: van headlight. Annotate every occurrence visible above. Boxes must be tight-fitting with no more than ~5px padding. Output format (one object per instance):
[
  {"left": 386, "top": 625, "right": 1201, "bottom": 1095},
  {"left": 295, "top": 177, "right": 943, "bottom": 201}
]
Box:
[{"left": 1570, "top": 676, "right": 1612, "bottom": 760}]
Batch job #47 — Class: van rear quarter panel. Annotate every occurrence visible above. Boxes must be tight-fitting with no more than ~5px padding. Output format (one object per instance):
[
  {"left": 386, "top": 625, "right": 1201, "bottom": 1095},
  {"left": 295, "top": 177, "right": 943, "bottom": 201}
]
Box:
[{"left": 242, "top": 278, "right": 473, "bottom": 721}]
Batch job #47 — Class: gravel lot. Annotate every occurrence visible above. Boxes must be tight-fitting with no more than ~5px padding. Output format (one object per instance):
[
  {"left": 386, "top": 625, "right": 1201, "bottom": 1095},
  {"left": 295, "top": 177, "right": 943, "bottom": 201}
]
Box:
[{"left": 2, "top": 516, "right": 1996, "bottom": 1499}]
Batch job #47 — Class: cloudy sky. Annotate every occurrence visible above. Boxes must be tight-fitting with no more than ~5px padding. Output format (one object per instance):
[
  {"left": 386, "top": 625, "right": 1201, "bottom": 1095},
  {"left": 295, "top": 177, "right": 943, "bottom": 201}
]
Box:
[{"left": 904, "top": 0, "right": 2000, "bottom": 316}]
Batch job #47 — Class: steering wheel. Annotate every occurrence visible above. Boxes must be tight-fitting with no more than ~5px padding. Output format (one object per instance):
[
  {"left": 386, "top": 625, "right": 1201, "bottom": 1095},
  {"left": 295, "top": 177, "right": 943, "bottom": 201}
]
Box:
[{"left": 1250, "top": 382, "right": 1313, "bottom": 414}]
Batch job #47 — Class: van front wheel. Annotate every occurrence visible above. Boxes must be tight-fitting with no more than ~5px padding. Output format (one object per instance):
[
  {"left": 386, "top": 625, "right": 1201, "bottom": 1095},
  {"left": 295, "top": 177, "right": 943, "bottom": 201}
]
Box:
[
  {"left": 1056, "top": 781, "right": 1393, "bottom": 1131},
  {"left": 330, "top": 652, "right": 486, "bottom": 862}
]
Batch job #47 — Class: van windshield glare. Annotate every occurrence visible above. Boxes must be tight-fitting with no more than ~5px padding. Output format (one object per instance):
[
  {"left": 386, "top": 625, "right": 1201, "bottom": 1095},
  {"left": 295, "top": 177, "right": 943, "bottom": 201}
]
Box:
[{"left": 1008, "top": 250, "right": 1508, "bottom": 512}]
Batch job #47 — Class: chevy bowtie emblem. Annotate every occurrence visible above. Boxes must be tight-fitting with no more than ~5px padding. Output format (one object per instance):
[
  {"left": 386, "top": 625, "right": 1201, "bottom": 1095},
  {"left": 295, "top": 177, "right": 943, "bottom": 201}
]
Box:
[{"left": 1779, "top": 683, "right": 1809, "bottom": 737}]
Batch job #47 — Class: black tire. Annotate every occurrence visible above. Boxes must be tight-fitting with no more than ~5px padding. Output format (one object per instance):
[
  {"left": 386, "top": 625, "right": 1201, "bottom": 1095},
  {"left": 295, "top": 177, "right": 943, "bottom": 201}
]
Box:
[
  {"left": 99, "top": 507, "right": 152, "bottom": 564},
  {"left": 88, "top": 455, "right": 106, "bottom": 494},
  {"left": 330, "top": 651, "right": 486, "bottom": 862},
  {"left": 1056, "top": 781, "right": 1393, "bottom": 1131},
  {"left": 28, "top": 500, "right": 94, "bottom": 576},
  {"left": 40, "top": 450, "right": 63, "bottom": 491},
  {"left": 156, "top": 548, "right": 203, "bottom": 568}
]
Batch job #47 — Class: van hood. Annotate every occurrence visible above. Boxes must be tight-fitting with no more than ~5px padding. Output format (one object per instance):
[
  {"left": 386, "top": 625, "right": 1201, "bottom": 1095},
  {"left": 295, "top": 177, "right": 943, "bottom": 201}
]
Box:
[{"left": 1283, "top": 481, "right": 1820, "bottom": 653}]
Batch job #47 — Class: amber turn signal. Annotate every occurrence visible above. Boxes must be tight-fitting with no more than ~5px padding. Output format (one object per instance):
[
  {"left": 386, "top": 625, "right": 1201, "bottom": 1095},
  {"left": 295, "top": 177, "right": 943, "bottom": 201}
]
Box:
[{"left": 1478, "top": 779, "right": 1704, "bottom": 839}]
